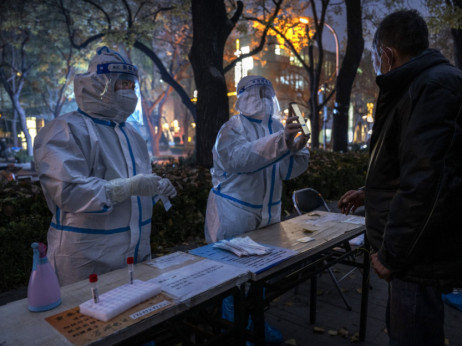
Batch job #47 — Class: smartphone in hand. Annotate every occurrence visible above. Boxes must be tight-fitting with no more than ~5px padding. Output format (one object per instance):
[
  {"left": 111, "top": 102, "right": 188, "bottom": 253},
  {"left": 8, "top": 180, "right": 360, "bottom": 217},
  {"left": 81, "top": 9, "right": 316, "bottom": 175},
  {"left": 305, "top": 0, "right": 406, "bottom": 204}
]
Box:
[{"left": 289, "top": 102, "right": 311, "bottom": 136}]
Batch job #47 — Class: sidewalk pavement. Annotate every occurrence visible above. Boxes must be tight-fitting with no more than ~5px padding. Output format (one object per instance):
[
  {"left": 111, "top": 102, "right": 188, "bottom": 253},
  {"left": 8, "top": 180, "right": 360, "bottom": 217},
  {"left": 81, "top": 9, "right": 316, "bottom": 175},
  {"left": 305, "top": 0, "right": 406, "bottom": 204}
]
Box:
[{"left": 265, "top": 261, "right": 462, "bottom": 346}]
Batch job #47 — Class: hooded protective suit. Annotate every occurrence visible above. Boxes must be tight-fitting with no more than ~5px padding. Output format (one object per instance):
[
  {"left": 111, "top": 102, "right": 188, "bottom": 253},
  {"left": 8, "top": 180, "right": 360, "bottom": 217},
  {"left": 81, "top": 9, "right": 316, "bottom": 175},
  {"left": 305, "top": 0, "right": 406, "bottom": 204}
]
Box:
[
  {"left": 34, "top": 47, "right": 175, "bottom": 286},
  {"left": 204, "top": 76, "right": 310, "bottom": 243}
]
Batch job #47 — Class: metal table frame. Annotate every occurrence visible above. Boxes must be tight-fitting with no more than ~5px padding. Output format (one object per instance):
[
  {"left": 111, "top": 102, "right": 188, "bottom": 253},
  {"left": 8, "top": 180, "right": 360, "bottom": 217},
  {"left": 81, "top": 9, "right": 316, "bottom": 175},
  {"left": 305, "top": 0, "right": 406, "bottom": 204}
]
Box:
[{"left": 239, "top": 223, "right": 370, "bottom": 346}]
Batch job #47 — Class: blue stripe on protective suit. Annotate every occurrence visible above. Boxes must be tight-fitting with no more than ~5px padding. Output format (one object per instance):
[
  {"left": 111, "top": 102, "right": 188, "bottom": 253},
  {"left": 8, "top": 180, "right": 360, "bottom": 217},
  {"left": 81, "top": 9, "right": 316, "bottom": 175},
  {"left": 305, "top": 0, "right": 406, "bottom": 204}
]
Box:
[
  {"left": 49, "top": 217, "right": 151, "bottom": 234},
  {"left": 50, "top": 222, "right": 130, "bottom": 234},
  {"left": 267, "top": 165, "right": 277, "bottom": 225},
  {"left": 85, "top": 206, "right": 110, "bottom": 214},
  {"left": 242, "top": 115, "right": 262, "bottom": 123},
  {"left": 78, "top": 108, "right": 116, "bottom": 127},
  {"left": 212, "top": 188, "right": 265, "bottom": 208},
  {"left": 238, "top": 151, "right": 290, "bottom": 174},
  {"left": 285, "top": 156, "right": 294, "bottom": 180}
]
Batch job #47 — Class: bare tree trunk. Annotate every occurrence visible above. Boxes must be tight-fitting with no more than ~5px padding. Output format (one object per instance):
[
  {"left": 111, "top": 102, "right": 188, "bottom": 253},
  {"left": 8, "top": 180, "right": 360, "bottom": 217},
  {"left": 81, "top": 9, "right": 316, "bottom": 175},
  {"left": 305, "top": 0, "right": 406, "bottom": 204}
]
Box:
[
  {"left": 189, "top": 0, "right": 243, "bottom": 168},
  {"left": 306, "top": 0, "right": 329, "bottom": 149},
  {"left": 452, "top": 27, "right": 462, "bottom": 69},
  {"left": 14, "top": 94, "right": 32, "bottom": 156},
  {"left": 146, "top": 112, "right": 161, "bottom": 157},
  {"left": 12, "top": 110, "right": 18, "bottom": 148},
  {"left": 0, "top": 67, "right": 32, "bottom": 156},
  {"left": 450, "top": 0, "right": 462, "bottom": 69},
  {"left": 332, "top": 0, "right": 364, "bottom": 152}
]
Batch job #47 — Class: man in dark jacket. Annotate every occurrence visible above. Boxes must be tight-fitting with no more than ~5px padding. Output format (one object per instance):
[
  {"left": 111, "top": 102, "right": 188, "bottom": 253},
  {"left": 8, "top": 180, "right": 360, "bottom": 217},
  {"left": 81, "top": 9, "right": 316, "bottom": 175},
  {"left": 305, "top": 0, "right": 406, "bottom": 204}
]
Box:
[{"left": 338, "top": 10, "right": 462, "bottom": 345}]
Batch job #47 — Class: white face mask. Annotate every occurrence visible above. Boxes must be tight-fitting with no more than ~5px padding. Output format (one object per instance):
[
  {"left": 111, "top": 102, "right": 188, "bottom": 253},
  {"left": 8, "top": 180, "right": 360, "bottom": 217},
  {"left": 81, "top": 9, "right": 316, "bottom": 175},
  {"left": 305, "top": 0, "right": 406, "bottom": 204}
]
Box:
[
  {"left": 262, "top": 98, "right": 273, "bottom": 117},
  {"left": 372, "top": 48, "right": 382, "bottom": 76},
  {"left": 114, "top": 89, "right": 138, "bottom": 122}
]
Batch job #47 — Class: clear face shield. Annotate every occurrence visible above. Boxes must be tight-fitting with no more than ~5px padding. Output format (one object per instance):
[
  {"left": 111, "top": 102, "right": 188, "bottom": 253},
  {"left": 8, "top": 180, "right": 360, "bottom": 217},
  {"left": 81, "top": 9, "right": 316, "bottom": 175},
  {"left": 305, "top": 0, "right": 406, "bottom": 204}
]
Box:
[
  {"left": 236, "top": 82, "right": 281, "bottom": 119},
  {"left": 97, "top": 62, "right": 141, "bottom": 122},
  {"left": 259, "top": 85, "right": 281, "bottom": 119}
]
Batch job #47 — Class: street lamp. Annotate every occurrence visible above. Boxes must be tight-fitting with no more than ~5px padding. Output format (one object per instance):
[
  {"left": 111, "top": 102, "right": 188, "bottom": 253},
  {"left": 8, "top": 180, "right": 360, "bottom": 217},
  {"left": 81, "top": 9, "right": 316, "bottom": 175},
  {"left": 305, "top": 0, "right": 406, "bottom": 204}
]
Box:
[
  {"left": 323, "top": 22, "right": 339, "bottom": 77},
  {"left": 300, "top": 17, "right": 340, "bottom": 150},
  {"left": 299, "top": 17, "right": 339, "bottom": 78}
]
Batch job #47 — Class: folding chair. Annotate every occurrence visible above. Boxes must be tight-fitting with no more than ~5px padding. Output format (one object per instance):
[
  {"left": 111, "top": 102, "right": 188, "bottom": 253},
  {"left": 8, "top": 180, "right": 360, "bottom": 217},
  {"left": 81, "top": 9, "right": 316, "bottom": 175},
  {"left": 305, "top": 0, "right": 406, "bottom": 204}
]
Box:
[
  {"left": 292, "top": 188, "right": 331, "bottom": 215},
  {"left": 292, "top": 188, "right": 355, "bottom": 311}
]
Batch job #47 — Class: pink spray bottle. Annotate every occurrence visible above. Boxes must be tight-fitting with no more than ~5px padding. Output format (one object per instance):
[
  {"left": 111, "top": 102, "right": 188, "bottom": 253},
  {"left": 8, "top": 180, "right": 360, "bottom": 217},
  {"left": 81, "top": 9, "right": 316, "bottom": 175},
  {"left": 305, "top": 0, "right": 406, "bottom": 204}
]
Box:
[{"left": 27, "top": 242, "right": 61, "bottom": 312}]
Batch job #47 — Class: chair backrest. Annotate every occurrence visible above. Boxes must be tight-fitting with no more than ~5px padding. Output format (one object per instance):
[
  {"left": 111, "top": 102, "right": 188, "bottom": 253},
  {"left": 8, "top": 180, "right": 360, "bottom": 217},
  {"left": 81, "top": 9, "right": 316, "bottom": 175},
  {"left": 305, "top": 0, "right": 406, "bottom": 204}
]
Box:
[{"left": 292, "top": 188, "right": 331, "bottom": 215}]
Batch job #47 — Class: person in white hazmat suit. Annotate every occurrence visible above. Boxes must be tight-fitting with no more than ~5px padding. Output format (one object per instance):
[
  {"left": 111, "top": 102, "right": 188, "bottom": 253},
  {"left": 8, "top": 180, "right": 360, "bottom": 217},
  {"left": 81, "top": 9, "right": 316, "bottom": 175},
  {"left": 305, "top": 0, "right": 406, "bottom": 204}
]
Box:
[
  {"left": 34, "top": 46, "right": 176, "bottom": 286},
  {"left": 204, "top": 75, "right": 310, "bottom": 243}
]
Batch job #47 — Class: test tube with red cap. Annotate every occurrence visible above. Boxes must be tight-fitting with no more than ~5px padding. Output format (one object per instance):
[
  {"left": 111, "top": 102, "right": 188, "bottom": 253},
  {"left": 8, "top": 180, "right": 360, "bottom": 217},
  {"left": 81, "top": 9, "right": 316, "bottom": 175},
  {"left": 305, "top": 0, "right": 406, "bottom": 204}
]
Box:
[
  {"left": 127, "top": 257, "right": 134, "bottom": 284},
  {"left": 89, "top": 274, "right": 99, "bottom": 303}
]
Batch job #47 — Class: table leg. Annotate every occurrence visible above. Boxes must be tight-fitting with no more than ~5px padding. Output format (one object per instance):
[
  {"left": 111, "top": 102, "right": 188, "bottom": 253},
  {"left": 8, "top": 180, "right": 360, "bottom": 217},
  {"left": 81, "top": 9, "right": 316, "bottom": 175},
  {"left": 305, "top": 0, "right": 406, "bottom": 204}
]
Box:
[
  {"left": 249, "top": 283, "right": 265, "bottom": 346},
  {"left": 359, "top": 236, "right": 370, "bottom": 341},
  {"left": 310, "top": 274, "right": 317, "bottom": 324},
  {"left": 234, "top": 285, "right": 246, "bottom": 346}
]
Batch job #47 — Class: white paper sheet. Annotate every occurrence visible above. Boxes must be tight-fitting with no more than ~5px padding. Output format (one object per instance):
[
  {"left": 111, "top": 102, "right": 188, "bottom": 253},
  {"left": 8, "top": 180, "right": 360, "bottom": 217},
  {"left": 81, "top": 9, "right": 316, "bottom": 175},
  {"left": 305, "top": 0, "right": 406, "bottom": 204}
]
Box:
[
  {"left": 147, "top": 251, "right": 197, "bottom": 270},
  {"left": 148, "top": 259, "right": 248, "bottom": 301},
  {"left": 305, "top": 212, "right": 365, "bottom": 226}
]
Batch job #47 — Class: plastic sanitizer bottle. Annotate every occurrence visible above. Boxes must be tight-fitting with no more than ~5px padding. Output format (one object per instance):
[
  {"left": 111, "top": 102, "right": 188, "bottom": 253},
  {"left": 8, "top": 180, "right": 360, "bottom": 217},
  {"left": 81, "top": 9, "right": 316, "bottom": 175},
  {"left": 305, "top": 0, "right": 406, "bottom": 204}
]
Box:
[{"left": 27, "top": 242, "right": 61, "bottom": 312}]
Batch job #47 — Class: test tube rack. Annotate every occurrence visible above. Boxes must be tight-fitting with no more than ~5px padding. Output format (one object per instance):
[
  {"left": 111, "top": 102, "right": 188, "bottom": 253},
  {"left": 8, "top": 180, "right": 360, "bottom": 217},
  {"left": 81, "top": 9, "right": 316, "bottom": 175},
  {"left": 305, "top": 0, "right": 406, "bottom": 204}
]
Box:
[{"left": 79, "top": 280, "right": 161, "bottom": 322}]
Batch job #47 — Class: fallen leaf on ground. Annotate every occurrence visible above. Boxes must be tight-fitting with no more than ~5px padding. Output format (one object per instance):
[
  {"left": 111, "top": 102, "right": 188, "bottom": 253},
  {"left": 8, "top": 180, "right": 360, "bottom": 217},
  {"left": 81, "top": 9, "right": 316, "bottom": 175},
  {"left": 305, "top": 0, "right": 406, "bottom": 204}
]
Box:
[
  {"left": 350, "top": 335, "right": 360, "bottom": 343},
  {"left": 284, "top": 339, "right": 297, "bottom": 345},
  {"left": 328, "top": 330, "right": 338, "bottom": 336},
  {"left": 313, "top": 326, "right": 325, "bottom": 333},
  {"left": 338, "top": 328, "right": 349, "bottom": 338}
]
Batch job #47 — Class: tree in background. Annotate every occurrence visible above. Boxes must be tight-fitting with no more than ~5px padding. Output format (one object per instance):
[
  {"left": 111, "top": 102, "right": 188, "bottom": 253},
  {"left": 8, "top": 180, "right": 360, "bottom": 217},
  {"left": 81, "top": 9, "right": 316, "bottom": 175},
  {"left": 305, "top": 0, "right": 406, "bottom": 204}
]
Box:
[
  {"left": 0, "top": 0, "right": 42, "bottom": 156},
  {"left": 132, "top": 9, "right": 192, "bottom": 157},
  {"left": 332, "top": 0, "right": 364, "bottom": 152},
  {"left": 0, "top": 0, "right": 92, "bottom": 157},
  {"left": 426, "top": 0, "right": 462, "bottom": 69}
]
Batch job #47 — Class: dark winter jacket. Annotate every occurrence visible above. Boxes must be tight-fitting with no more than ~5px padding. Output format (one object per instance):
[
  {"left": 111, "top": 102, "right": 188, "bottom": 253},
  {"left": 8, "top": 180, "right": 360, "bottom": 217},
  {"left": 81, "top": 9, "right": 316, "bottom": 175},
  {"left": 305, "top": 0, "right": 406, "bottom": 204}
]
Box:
[{"left": 365, "top": 49, "right": 462, "bottom": 289}]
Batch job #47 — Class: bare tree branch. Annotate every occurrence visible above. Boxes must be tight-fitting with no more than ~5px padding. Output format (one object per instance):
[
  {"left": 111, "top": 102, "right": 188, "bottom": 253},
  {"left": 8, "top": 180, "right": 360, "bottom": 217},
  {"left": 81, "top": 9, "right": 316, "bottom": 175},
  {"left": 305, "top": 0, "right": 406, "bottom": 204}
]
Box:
[
  {"left": 224, "top": 0, "right": 283, "bottom": 73},
  {"left": 60, "top": 0, "right": 109, "bottom": 49},
  {"left": 121, "top": 0, "right": 133, "bottom": 28}
]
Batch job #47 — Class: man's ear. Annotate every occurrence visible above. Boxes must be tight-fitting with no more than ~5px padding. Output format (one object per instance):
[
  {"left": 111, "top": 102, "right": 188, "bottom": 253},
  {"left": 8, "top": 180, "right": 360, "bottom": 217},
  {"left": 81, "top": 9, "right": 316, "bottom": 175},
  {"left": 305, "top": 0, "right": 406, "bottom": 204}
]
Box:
[{"left": 382, "top": 47, "right": 396, "bottom": 71}]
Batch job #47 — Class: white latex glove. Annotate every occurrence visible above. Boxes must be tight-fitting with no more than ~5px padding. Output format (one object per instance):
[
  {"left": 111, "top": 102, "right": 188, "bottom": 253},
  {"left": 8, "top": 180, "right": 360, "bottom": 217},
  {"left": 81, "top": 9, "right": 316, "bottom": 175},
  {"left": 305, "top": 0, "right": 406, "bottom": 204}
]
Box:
[
  {"left": 157, "top": 178, "right": 177, "bottom": 198},
  {"left": 291, "top": 134, "right": 310, "bottom": 152},
  {"left": 284, "top": 115, "right": 309, "bottom": 152},
  {"left": 106, "top": 173, "right": 162, "bottom": 204}
]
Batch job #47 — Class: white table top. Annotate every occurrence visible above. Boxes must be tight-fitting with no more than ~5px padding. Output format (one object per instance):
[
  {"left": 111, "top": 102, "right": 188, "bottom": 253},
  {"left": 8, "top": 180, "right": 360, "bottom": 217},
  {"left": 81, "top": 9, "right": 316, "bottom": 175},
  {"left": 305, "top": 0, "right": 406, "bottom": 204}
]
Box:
[{"left": 0, "top": 253, "right": 249, "bottom": 345}]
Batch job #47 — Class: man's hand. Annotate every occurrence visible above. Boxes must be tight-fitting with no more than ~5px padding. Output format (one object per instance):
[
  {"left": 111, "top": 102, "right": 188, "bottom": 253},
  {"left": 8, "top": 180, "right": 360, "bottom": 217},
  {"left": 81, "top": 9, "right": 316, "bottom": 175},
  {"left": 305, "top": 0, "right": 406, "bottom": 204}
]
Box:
[
  {"left": 371, "top": 252, "right": 392, "bottom": 281},
  {"left": 337, "top": 189, "right": 365, "bottom": 215}
]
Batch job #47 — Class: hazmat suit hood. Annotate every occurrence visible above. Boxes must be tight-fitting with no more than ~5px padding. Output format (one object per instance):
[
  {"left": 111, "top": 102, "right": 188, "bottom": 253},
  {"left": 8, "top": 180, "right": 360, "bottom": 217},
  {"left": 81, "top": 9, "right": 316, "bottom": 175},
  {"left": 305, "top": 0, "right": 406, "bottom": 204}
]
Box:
[
  {"left": 235, "top": 75, "right": 281, "bottom": 121},
  {"left": 74, "top": 46, "right": 139, "bottom": 123}
]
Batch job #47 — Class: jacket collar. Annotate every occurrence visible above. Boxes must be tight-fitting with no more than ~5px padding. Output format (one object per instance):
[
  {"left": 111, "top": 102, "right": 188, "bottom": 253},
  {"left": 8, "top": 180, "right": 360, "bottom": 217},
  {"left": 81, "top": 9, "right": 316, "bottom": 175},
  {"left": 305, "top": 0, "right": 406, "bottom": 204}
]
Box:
[{"left": 376, "top": 49, "right": 449, "bottom": 96}]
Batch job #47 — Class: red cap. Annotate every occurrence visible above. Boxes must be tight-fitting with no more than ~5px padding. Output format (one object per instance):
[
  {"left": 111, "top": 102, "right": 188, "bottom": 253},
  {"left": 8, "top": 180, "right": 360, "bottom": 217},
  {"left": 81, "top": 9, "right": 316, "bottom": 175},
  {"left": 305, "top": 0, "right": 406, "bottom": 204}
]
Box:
[
  {"left": 127, "top": 257, "right": 134, "bottom": 264},
  {"left": 89, "top": 274, "right": 98, "bottom": 283}
]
